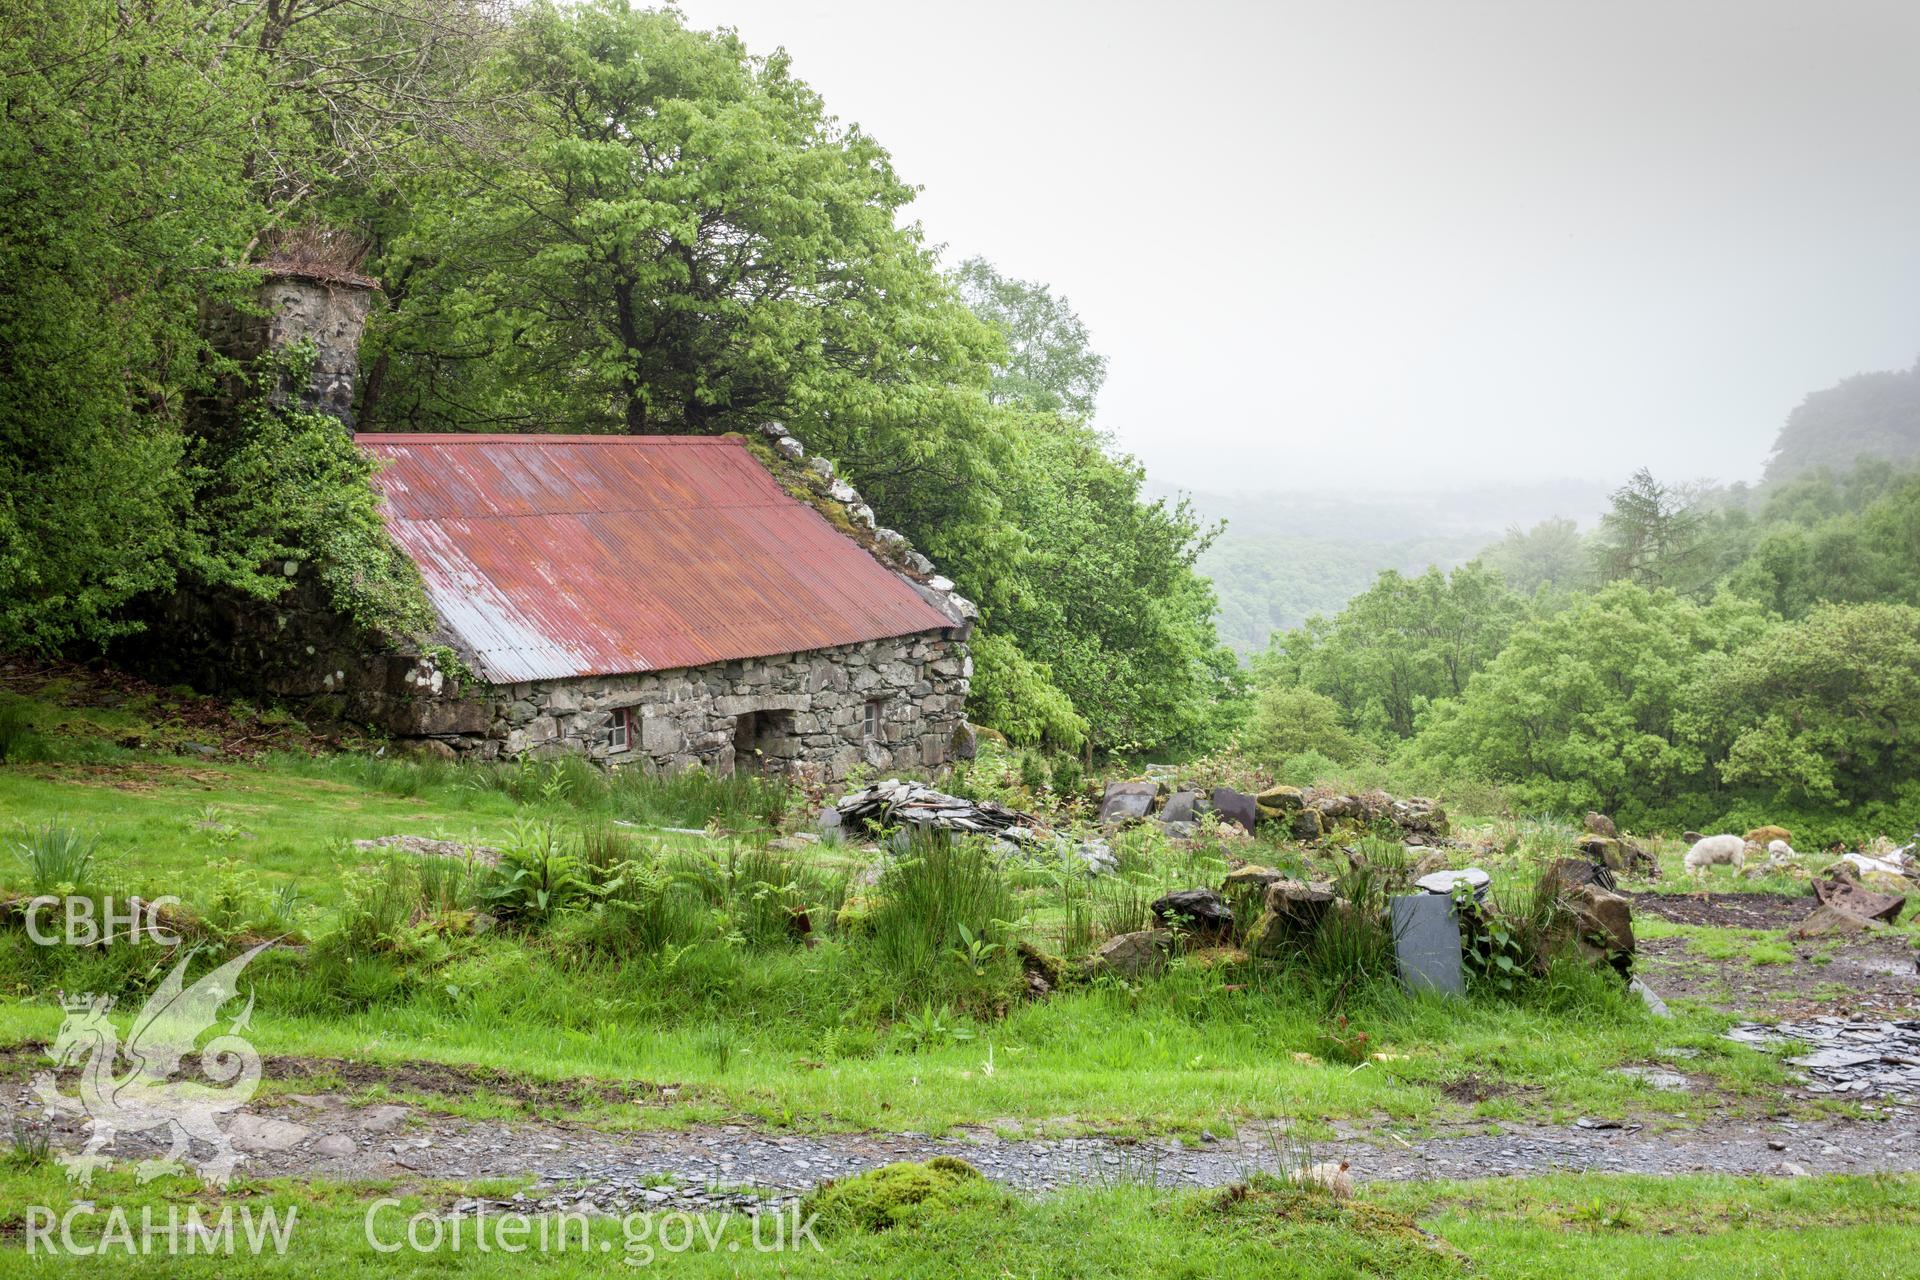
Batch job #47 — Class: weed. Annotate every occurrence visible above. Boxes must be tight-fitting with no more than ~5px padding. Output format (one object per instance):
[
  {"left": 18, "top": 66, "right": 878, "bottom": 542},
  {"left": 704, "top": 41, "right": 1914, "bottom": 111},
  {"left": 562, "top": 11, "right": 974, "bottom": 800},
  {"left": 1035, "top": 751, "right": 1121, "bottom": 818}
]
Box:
[
  {"left": 12, "top": 822, "right": 99, "bottom": 896},
  {"left": 5, "top": 1117, "right": 50, "bottom": 1168}
]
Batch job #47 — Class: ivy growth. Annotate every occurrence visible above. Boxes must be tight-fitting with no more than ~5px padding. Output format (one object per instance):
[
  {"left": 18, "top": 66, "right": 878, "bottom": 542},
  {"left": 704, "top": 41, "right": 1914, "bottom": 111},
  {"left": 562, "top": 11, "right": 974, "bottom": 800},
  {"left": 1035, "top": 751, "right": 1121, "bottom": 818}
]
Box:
[{"left": 186, "top": 344, "right": 435, "bottom": 642}]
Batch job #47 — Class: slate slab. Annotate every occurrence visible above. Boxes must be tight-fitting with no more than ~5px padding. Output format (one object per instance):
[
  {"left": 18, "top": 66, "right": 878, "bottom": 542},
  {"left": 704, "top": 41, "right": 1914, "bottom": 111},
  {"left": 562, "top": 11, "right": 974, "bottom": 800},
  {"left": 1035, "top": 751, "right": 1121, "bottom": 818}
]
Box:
[
  {"left": 1098, "top": 781, "right": 1159, "bottom": 826},
  {"left": 1161, "top": 791, "right": 1200, "bottom": 825},
  {"left": 1390, "top": 894, "right": 1465, "bottom": 997},
  {"left": 1208, "top": 787, "right": 1259, "bottom": 835}
]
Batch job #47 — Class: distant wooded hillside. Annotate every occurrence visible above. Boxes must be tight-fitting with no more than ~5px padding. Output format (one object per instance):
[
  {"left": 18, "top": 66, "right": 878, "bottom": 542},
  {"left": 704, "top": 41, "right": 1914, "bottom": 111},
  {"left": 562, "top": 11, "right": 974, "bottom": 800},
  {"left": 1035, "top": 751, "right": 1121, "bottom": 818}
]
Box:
[
  {"left": 1765, "top": 357, "right": 1920, "bottom": 483},
  {"left": 1166, "top": 481, "right": 1611, "bottom": 654}
]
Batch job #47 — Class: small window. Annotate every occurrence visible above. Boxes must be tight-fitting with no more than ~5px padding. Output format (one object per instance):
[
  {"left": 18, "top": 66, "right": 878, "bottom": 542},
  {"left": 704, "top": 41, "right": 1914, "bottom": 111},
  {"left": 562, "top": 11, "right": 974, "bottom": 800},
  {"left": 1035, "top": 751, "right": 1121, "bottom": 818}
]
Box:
[
  {"left": 863, "top": 699, "right": 884, "bottom": 741},
  {"left": 609, "top": 707, "right": 633, "bottom": 752}
]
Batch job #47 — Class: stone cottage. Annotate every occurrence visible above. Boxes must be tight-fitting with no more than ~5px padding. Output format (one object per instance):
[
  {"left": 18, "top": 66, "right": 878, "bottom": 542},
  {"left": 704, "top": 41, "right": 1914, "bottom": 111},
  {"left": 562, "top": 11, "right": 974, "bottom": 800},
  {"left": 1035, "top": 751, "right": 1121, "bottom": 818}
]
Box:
[{"left": 148, "top": 265, "right": 975, "bottom": 782}]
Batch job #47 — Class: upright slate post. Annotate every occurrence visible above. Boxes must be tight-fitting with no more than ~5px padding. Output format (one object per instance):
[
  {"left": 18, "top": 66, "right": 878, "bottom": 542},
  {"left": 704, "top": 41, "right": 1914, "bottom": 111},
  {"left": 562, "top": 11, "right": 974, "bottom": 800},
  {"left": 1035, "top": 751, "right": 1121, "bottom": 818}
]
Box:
[{"left": 1390, "top": 893, "right": 1466, "bottom": 997}]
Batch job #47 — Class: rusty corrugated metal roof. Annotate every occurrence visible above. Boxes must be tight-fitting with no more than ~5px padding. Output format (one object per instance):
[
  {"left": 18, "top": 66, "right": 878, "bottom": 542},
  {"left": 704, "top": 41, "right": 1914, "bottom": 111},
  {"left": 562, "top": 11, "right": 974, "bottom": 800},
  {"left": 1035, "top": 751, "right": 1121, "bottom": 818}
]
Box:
[{"left": 356, "top": 434, "right": 958, "bottom": 684}]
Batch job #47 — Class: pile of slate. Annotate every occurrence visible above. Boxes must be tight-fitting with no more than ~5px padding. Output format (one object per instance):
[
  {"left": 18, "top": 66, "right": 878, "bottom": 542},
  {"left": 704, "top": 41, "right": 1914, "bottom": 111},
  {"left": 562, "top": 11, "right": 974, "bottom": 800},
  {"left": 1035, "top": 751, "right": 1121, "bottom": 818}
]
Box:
[
  {"left": 1725, "top": 1018, "right": 1920, "bottom": 1102},
  {"left": 825, "top": 779, "right": 1118, "bottom": 875},
  {"left": 828, "top": 779, "right": 1038, "bottom": 843}
]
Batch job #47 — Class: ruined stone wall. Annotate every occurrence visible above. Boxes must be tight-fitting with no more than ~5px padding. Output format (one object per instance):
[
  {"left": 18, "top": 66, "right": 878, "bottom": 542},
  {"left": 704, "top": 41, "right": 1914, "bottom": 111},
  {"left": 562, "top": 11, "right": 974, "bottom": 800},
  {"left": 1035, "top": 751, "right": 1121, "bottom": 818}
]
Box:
[{"left": 411, "top": 631, "right": 971, "bottom": 783}]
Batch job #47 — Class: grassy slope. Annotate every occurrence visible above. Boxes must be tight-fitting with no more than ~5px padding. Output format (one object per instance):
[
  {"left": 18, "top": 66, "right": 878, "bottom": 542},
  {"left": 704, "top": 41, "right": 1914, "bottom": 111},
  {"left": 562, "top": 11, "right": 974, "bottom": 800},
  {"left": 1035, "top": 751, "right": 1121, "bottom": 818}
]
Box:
[{"left": 0, "top": 751, "right": 1809, "bottom": 1136}]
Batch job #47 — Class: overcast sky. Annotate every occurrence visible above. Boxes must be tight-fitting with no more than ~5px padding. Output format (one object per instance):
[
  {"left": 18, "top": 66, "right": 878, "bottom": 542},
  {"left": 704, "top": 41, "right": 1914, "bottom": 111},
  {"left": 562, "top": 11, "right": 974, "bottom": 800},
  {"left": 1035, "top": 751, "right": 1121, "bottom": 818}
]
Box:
[{"left": 673, "top": 0, "right": 1920, "bottom": 491}]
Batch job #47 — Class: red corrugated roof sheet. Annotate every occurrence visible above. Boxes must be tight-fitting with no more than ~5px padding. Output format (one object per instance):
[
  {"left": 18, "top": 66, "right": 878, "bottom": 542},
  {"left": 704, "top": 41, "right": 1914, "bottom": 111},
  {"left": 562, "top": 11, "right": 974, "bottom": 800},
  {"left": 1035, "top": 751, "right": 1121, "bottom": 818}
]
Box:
[{"left": 356, "top": 434, "right": 959, "bottom": 684}]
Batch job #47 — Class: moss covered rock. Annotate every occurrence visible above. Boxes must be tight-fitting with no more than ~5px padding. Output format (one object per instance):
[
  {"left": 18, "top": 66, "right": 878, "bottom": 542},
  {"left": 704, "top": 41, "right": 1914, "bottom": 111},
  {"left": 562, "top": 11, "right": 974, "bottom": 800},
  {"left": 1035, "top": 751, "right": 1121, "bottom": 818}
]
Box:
[{"left": 802, "top": 1157, "right": 989, "bottom": 1233}]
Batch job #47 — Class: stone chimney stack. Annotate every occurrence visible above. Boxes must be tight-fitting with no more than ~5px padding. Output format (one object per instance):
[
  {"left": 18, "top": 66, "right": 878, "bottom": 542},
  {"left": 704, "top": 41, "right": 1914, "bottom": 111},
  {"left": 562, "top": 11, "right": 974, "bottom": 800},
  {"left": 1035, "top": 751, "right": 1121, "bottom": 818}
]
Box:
[
  {"left": 205, "top": 232, "right": 380, "bottom": 430},
  {"left": 250, "top": 268, "right": 379, "bottom": 428}
]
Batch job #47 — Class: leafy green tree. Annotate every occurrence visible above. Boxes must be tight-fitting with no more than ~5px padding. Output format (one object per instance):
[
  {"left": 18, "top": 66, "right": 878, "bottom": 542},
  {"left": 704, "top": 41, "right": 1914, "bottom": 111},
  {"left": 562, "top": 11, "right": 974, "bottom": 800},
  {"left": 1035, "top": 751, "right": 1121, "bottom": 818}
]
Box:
[
  {"left": 1481, "top": 517, "right": 1594, "bottom": 596},
  {"left": 1763, "top": 358, "right": 1920, "bottom": 483},
  {"left": 1688, "top": 602, "right": 1920, "bottom": 809},
  {"left": 964, "top": 633, "right": 1086, "bottom": 750},
  {"left": 1409, "top": 583, "right": 1769, "bottom": 822},
  {"left": 1267, "top": 563, "right": 1525, "bottom": 742},
  {"left": 1242, "top": 686, "right": 1368, "bottom": 766},
  {"left": 0, "top": 0, "right": 493, "bottom": 653},
  {"left": 953, "top": 258, "right": 1107, "bottom": 419},
  {"left": 1723, "top": 472, "right": 1920, "bottom": 619},
  {"left": 0, "top": 0, "right": 256, "bottom": 651},
  {"left": 947, "top": 260, "right": 1236, "bottom": 757}
]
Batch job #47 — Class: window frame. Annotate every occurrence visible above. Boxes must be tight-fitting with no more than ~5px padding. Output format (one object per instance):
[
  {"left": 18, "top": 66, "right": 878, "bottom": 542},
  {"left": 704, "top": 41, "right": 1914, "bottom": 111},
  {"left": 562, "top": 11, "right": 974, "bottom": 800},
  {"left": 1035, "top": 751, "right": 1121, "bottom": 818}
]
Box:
[
  {"left": 609, "top": 706, "right": 634, "bottom": 752},
  {"left": 862, "top": 698, "right": 884, "bottom": 741}
]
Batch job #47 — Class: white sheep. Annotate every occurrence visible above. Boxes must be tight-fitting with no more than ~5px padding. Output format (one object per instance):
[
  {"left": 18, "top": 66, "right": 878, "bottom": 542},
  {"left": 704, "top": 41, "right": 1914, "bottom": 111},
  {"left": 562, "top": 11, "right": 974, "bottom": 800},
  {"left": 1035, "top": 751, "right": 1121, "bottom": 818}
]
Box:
[
  {"left": 1766, "top": 838, "right": 1796, "bottom": 863},
  {"left": 1684, "top": 833, "right": 1747, "bottom": 875}
]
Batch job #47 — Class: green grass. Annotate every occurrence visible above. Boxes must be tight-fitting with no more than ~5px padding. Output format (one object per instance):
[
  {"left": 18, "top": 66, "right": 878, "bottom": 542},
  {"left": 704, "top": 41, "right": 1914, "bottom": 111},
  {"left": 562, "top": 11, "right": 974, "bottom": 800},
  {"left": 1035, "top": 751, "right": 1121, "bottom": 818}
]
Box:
[
  {"left": 0, "top": 1166, "right": 1912, "bottom": 1277},
  {"left": 0, "top": 698, "right": 1852, "bottom": 1138},
  {"left": 1636, "top": 920, "right": 1800, "bottom": 965}
]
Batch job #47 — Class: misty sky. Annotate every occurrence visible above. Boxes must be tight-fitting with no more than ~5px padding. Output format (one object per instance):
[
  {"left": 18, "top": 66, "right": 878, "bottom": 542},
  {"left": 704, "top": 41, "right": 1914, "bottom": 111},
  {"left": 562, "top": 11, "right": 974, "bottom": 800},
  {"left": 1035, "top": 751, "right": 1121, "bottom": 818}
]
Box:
[{"left": 673, "top": 0, "right": 1920, "bottom": 491}]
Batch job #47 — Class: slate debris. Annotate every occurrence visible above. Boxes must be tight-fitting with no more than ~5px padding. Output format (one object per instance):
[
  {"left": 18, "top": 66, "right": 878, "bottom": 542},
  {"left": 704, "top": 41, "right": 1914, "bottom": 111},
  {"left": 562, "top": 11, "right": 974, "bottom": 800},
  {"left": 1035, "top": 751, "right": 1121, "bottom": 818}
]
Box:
[
  {"left": 1725, "top": 1018, "right": 1920, "bottom": 1101},
  {"left": 833, "top": 779, "right": 1038, "bottom": 842}
]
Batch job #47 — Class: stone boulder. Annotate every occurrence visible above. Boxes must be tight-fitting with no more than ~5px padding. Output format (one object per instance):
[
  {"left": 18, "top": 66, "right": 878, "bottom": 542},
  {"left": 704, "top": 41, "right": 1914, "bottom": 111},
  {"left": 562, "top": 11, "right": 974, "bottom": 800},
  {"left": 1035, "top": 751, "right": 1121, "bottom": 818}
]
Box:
[
  {"left": 1541, "top": 856, "right": 1617, "bottom": 894},
  {"left": 1255, "top": 785, "right": 1304, "bottom": 815},
  {"left": 1289, "top": 808, "right": 1325, "bottom": 842},
  {"left": 1208, "top": 787, "right": 1260, "bottom": 835},
  {"left": 1221, "top": 864, "right": 1287, "bottom": 896},
  {"left": 1566, "top": 883, "right": 1634, "bottom": 976},
  {"left": 1788, "top": 904, "right": 1888, "bottom": 939},
  {"left": 1584, "top": 812, "right": 1619, "bottom": 839},
  {"left": 1097, "top": 780, "right": 1159, "bottom": 827},
  {"left": 1083, "top": 929, "right": 1173, "bottom": 980},
  {"left": 1244, "top": 878, "right": 1340, "bottom": 955},
  {"left": 1149, "top": 889, "right": 1236, "bottom": 942}
]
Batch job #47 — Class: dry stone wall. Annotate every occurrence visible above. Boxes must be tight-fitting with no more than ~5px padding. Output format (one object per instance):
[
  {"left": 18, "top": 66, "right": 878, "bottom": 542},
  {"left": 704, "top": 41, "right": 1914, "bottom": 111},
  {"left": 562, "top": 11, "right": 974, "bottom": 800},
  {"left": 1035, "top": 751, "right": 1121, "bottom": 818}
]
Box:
[{"left": 428, "top": 631, "right": 971, "bottom": 782}]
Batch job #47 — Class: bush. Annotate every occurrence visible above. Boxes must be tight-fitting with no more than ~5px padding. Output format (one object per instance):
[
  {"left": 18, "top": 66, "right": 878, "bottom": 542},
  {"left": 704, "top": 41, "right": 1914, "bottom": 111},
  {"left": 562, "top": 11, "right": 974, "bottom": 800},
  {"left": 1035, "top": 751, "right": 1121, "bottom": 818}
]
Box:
[
  {"left": 0, "top": 700, "right": 41, "bottom": 763},
  {"left": 1047, "top": 754, "right": 1085, "bottom": 799},
  {"left": 1244, "top": 685, "right": 1368, "bottom": 766}
]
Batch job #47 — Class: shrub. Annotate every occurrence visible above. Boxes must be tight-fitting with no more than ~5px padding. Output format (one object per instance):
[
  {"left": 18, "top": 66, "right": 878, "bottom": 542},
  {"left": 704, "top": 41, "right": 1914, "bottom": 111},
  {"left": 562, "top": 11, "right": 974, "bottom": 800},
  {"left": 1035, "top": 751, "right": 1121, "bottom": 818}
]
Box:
[
  {"left": 1244, "top": 685, "right": 1368, "bottom": 766},
  {"left": 0, "top": 701, "right": 41, "bottom": 763},
  {"left": 483, "top": 820, "right": 588, "bottom": 923},
  {"left": 1047, "top": 754, "right": 1085, "bottom": 799}
]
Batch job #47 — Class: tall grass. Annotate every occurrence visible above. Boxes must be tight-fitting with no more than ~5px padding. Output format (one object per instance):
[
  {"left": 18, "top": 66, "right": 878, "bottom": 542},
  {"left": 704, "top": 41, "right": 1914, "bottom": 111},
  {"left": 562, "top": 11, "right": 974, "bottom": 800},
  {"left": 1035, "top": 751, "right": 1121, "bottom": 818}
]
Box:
[
  {"left": 863, "top": 834, "right": 1020, "bottom": 1006},
  {"left": 11, "top": 823, "right": 99, "bottom": 895}
]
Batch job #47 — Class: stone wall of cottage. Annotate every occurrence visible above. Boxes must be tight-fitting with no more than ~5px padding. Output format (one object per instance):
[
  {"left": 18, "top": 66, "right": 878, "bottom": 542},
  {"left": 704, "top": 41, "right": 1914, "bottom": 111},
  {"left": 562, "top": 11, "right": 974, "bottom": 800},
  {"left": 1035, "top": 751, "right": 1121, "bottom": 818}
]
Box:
[{"left": 420, "top": 631, "right": 971, "bottom": 783}]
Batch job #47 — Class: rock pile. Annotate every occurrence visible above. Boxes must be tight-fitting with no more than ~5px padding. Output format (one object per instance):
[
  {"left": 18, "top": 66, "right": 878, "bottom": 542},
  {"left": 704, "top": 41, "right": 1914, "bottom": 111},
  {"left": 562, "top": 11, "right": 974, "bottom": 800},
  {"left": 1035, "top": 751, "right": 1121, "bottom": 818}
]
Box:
[
  {"left": 1576, "top": 812, "right": 1659, "bottom": 878},
  {"left": 1106, "top": 780, "right": 1454, "bottom": 845},
  {"left": 1790, "top": 862, "right": 1908, "bottom": 938},
  {"left": 828, "top": 779, "right": 1037, "bottom": 842},
  {"left": 826, "top": 780, "right": 1117, "bottom": 875}
]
